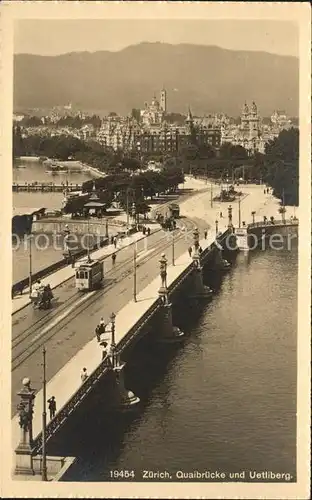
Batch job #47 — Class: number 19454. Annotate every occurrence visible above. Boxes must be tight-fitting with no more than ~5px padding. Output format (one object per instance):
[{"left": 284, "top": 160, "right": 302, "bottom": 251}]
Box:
[{"left": 110, "top": 470, "right": 135, "bottom": 479}]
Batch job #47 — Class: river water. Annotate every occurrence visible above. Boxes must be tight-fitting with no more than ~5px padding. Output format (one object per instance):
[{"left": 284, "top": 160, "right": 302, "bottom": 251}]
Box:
[{"left": 58, "top": 239, "right": 297, "bottom": 482}]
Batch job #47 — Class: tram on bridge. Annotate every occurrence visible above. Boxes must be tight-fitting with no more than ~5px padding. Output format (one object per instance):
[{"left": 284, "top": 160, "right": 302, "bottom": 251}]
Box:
[{"left": 75, "top": 259, "right": 104, "bottom": 291}]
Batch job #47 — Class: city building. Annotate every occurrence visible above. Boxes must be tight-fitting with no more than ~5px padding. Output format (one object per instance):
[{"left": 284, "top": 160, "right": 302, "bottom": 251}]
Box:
[
  {"left": 140, "top": 91, "right": 166, "bottom": 127},
  {"left": 221, "top": 102, "right": 265, "bottom": 154}
]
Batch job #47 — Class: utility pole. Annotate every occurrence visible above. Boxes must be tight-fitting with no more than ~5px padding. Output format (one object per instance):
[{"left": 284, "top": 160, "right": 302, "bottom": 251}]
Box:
[
  {"left": 126, "top": 188, "right": 129, "bottom": 228},
  {"left": 28, "top": 233, "right": 33, "bottom": 297},
  {"left": 238, "top": 196, "right": 241, "bottom": 227},
  {"left": 205, "top": 165, "right": 208, "bottom": 184},
  {"left": 87, "top": 216, "right": 91, "bottom": 262},
  {"left": 172, "top": 231, "right": 175, "bottom": 266},
  {"left": 210, "top": 182, "right": 213, "bottom": 208},
  {"left": 42, "top": 347, "right": 47, "bottom": 482},
  {"left": 133, "top": 244, "right": 137, "bottom": 302}
]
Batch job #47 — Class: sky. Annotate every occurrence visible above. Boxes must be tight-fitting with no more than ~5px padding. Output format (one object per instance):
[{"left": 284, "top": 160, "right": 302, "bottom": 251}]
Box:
[{"left": 14, "top": 20, "right": 298, "bottom": 57}]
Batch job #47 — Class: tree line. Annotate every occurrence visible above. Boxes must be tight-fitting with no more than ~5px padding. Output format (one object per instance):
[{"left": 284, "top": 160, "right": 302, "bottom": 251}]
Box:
[{"left": 13, "top": 125, "right": 299, "bottom": 206}]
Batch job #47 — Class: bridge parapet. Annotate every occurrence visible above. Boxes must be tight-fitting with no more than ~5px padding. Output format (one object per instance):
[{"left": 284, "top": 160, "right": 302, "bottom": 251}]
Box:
[
  {"left": 32, "top": 358, "right": 112, "bottom": 454},
  {"left": 247, "top": 219, "right": 298, "bottom": 230}
]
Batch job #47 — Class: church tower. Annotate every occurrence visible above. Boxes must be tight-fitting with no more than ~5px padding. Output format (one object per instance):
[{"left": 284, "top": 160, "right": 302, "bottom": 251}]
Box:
[
  {"left": 160, "top": 88, "right": 167, "bottom": 113},
  {"left": 248, "top": 101, "right": 260, "bottom": 139},
  {"left": 185, "top": 106, "right": 195, "bottom": 138},
  {"left": 241, "top": 102, "right": 249, "bottom": 131}
]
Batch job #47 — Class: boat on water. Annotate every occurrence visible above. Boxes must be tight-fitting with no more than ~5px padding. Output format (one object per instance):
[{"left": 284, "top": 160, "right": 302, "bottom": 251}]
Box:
[{"left": 46, "top": 162, "right": 69, "bottom": 174}]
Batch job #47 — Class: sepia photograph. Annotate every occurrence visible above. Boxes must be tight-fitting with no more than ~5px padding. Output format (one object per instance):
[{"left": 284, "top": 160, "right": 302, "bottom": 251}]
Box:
[{"left": 0, "top": 2, "right": 310, "bottom": 499}]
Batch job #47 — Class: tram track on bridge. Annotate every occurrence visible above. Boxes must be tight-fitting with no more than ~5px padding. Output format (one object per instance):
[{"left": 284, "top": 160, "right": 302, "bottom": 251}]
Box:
[{"left": 12, "top": 218, "right": 197, "bottom": 371}]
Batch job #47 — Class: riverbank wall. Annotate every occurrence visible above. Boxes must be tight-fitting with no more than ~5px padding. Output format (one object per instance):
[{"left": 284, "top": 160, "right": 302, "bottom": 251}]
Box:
[{"left": 32, "top": 218, "right": 127, "bottom": 235}]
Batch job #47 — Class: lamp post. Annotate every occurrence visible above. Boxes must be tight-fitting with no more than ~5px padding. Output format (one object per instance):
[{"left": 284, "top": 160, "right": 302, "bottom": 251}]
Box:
[
  {"left": 105, "top": 218, "right": 109, "bottom": 239},
  {"left": 110, "top": 312, "right": 116, "bottom": 368},
  {"left": 28, "top": 233, "right": 33, "bottom": 297},
  {"left": 210, "top": 182, "right": 213, "bottom": 208},
  {"left": 238, "top": 196, "right": 241, "bottom": 227},
  {"left": 172, "top": 231, "right": 175, "bottom": 266},
  {"left": 132, "top": 202, "right": 136, "bottom": 226},
  {"left": 133, "top": 244, "right": 137, "bottom": 302},
  {"left": 192, "top": 227, "right": 200, "bottom": 267},
  {"left": 126, "top": 188, "right": 130, "bottom": 228},
  {"left": 86, "top": 215, "right": 91, "bottom": 262},
  {"left": 227, "top": 205, "right": 233, "bottom": 227},
  {"left": 42, "top": 347, "right": 47, "bottom": 481},
  {"left": 159, "top": 253, "right": 168, "bottom": 296},
  {"left": 215, "top": 220, "right": 219, "bottom": 235}
]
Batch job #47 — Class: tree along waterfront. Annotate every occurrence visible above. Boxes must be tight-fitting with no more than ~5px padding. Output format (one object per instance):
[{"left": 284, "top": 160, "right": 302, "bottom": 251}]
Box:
[{"left": 13, "top": 126, "right": 298, "bottom": 206}]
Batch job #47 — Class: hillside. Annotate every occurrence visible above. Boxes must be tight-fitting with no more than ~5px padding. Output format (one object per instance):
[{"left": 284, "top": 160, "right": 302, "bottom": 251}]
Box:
[{"left": 13, "top": 42, "right": 299, "bottom": 116}]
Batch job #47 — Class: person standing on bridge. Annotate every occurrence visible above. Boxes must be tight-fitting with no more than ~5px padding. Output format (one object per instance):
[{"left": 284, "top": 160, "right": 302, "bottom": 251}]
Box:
[
  {"left": 112, "top": 252, "right": 116, "bottom": 265},
  {"left": 47, "top": 396, "right": 56, "bottom": 419},
  {"left": 113, "top": 237, "right": 117, "bottom": 248},
  {"left": 81, "top": 367, "right": 88, "bottom": 383},
  {"left": 204, "top": 229, "right": 208, "bottom": 239},
  {"left": 188, "top": 246, "right": 192, "bottom": 257},
  {"left": 96, "top": 317, "right": 106, "bottom": 342}
]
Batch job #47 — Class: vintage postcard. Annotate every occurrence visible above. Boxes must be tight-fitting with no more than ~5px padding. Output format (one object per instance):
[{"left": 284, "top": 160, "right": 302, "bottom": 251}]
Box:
[{"left": 0, "top": 1, "right": 311, "bottom": 499}]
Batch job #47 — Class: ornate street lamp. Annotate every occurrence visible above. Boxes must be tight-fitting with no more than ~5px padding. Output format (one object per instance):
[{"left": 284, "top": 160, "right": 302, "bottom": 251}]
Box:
[
  {"left": 28, "top": 233, "right": 33, "bottom": 298},
  {"left": 227, "top": 205, "right": 233, "bottom": 227},
  {"left": 192, "top": 227, "right": 200, "bottom": 267},
  {"left": 132, "top": 202, "right": 136, "bottom": 225},
  {"left": 159, "top": 253, "right": 168, "bottom": 297}
]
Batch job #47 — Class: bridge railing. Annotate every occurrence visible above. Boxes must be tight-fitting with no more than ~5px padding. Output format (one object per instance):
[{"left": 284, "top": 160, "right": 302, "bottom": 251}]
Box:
[
  {"left": 32, "top": 356, "right": 113, "bottom": 454},
  {"left": 31, "top": 228, "right": 231, "bottom": 453},
  {"left": 248, "top": 219, "right": 299, "bottom": 229}
]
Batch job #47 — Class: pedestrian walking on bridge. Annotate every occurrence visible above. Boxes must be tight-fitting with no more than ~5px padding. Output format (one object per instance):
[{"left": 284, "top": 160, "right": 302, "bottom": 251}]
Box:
[
  {"left": 204, "top": 229, "right": 208, "bottom": 239},
  {"left": 112, "top": 252, "right": 116, "bottom": 265},
  {"left": 188, "top": 246, "right": 192, "bottom": 257},
  {"left": 81, "top": 367, "right": 88, "bottom": 383},
  {"left": 47, "top": 396, "right": 56, "bottom": 419}
]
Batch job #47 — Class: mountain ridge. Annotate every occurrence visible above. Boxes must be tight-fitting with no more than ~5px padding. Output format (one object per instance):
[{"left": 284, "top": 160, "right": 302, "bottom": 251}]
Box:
[{"left": 14, "top": 42, "right": 298, "bottom": 116}]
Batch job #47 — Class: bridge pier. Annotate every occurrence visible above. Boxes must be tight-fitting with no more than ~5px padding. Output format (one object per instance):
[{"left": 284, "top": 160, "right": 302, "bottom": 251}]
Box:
[
  {"left": 112, "top": 362, "right": 140, "bottom": 409},
  {"left": 189, "top": 228, "right": 213, "bottom": 299},
  {"left": 108, "top": 313, "right": 140, "bottom": 409}
]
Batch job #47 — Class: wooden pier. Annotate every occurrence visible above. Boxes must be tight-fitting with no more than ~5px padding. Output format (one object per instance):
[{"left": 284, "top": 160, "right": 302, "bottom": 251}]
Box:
[{"left": 13, "top": 182, "right": 83, "bottom": 193}]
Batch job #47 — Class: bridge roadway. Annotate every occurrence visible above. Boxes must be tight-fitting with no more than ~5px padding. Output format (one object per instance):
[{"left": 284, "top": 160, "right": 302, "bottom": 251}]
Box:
[
  {"left": 11, "top": 218, "right": 230, "bottom": 456},
  {"left": 11, "top": 217, "right": 200, "bottom": 416}
]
